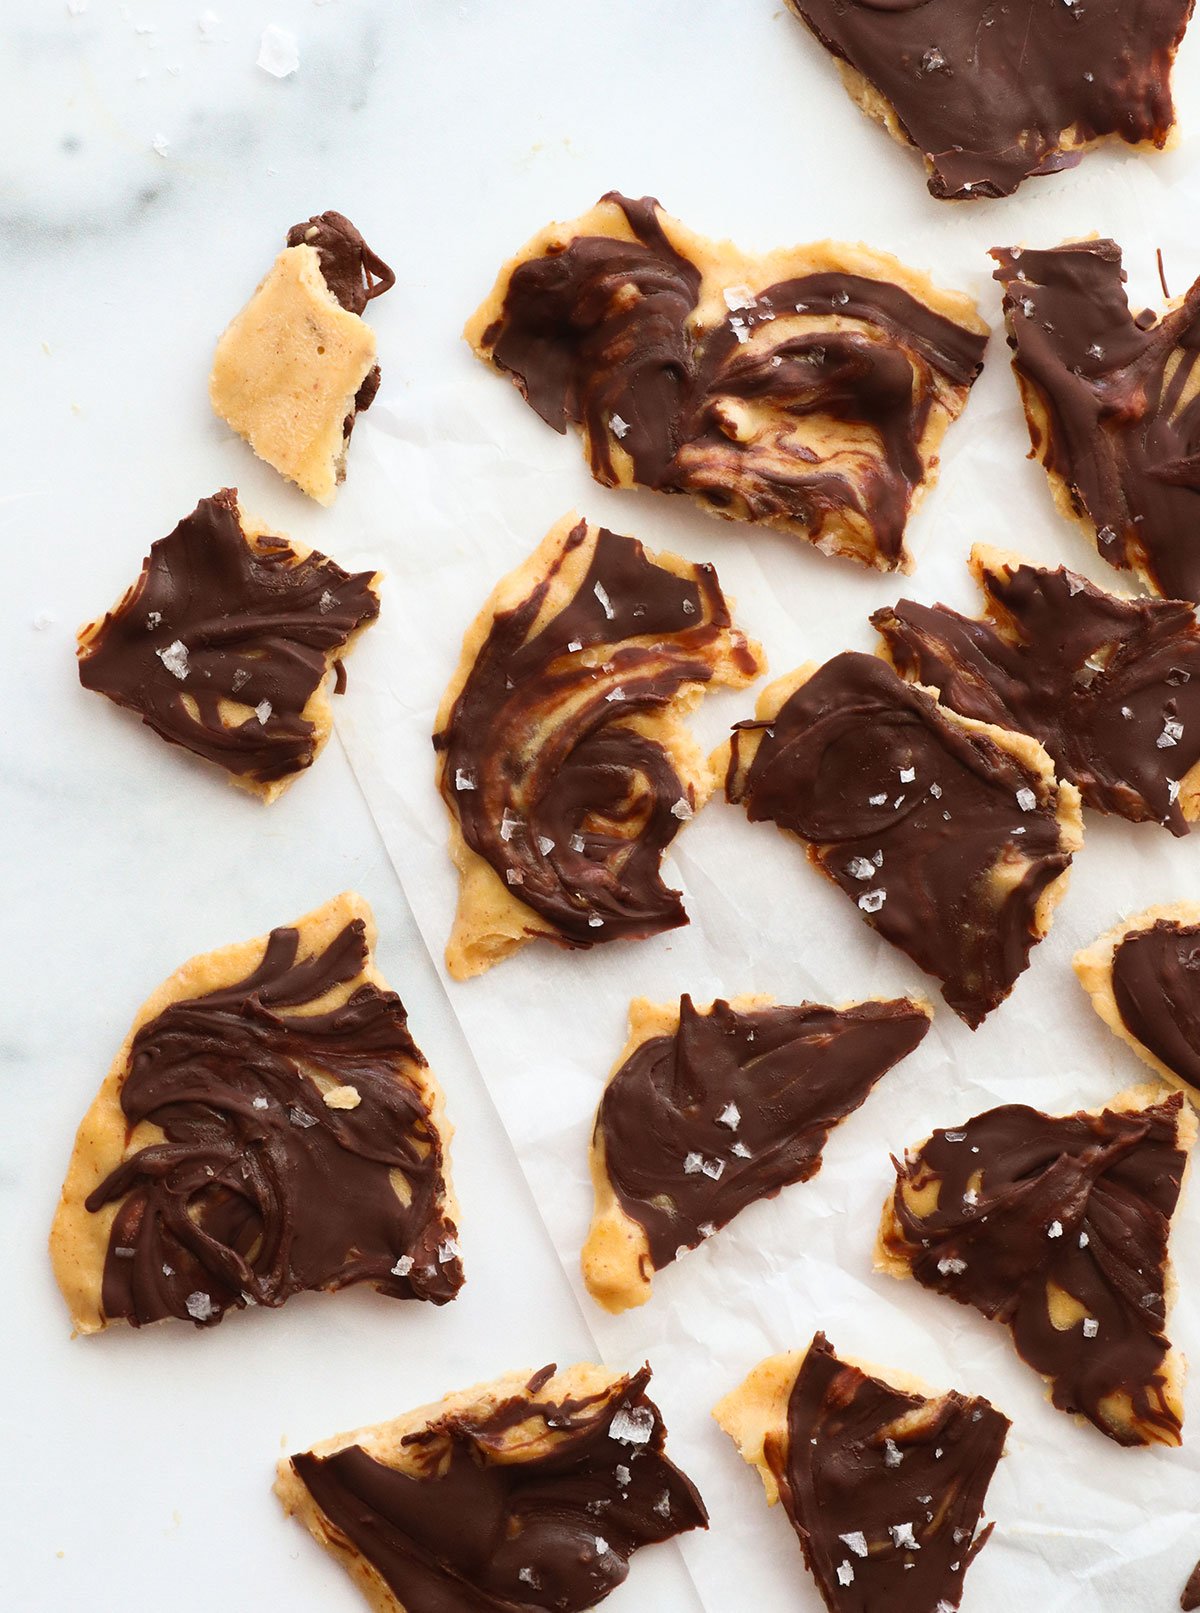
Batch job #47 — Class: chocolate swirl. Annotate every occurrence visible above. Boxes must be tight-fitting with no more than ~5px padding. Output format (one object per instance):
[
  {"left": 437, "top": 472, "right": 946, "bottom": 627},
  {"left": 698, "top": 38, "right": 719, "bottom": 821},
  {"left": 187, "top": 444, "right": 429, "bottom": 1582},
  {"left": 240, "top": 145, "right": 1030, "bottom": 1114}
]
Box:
[
  {"left": 85, "top": 918, "right": 461, "bottom": 1327},
  {"left": 993, "top": 241, "right": 1200, "bottom": 602},
  {"left": 598, "top": 996, "right": 929, "bottom": 1269},
  {"left": 436, "top": 521, "right": 758, "bottom": 947},
  {"left": 77, "top": 490, "right": 379, "bottom": 789},
  {"left": 883, "top": 1094, "right": 1188, "bottom": 1446},
  {"left": 1112, "top": 919, "right": 1200, "bottom": 1091},
  {"left": 788, "top": 0, "right": 1191, "bottom": 199},
  {"left": 479, "top": 193, "right": 985, "bottom": 567},
  {"left": 726, "top": 651, "right": 1075, "bottom": 1026},
  {"left": 873, "top": 555, "right": 1200, "bottom": 833},
  {"left": 768, "top": 1334, "right": 1007, "bottom": 1613},
  {"left": 289, "top": 1367, "right": 707, "bottom": 1611}
]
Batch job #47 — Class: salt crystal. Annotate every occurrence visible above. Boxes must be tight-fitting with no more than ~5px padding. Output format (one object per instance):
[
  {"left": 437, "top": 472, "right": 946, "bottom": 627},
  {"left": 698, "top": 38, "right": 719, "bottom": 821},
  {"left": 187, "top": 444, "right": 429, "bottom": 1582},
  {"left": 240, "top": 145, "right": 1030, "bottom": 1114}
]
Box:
[
  {"left": 615, "top": 1465, "right": 632, "bottom": 1488},
  {"left": 1087, "top": 343, "right": 1105, "bottom": 359},
  {"left": 594, "top": 581, "right": 615, "bottom": 619},
  {"left": 609, "top": 1405, "right": 655, "bottom": 1445},
  {"left": 610, "top": 414, "right": 631, "bottom": 439},
  {"left": 671, "top": 797, "right": 694, "bottom": 820},
  {"left": 1082, "top": 1318, "right": 1099, "bottom": 1338},
  {"left": 257, "top": 23, "right": 299, "bottom": 77},
  {"left": 698, "top": 1221, "right": 717, "bottom": 1239},
  {"left": 684, "top": 1152, "right": 704, "bottom": 1175},
  {"left": 162, "top": 1264, "right": 174, "bottom": 1277},
  {"left": 157, "top": 639, "right": 190, "bottom": 680},
  {"left": 723, "top": 286, "right": 755, "bottom": 311},
  {"left": 318, "top": 588, "right": 337, "bottom": 614},
  {"left": 653, "top": 1491, "right": 672, "bottom": 1519},
  {"left": 869, "top": 793, "right": 888, "bottom": 806},
  {"left": 505, "top": 869, "right": 524, "bottom": 886},
  {"left": 1047, "top": 1219, "right": 1063, "bottom": 1238},
  {"left": 937, "top": 1257, "right": 967, "bottom": 1276},
  {"left": 146, "top": 611, "right": 162, "bottom": 630},
  {"left": 893, "top": 796, "right": 906, "bottom": 809},
  {"left": 1157, "top": 718, "right": 1183, "bottom": 748},
  {"left": 252, "top": 1096, "right": 269, "bottom": 1110},
  {"left": 437, "top": 1238, "right": 461, "bottom": 1264},
  {"left": 151, "top": 132, "right": 170, "bottom": 158},
  {"left": 518, "top": 1567, "right": 540, "bottom": 1587},
  {"left": 717, "top": 1102, "right": 741, "bottom": 1129},
  {"left": 391, "top": 1255, "right": 414, "bottom": 1277},
  {"left": 732, "top": 1141, "right": 751, "bottom": 1158},
  {"left": 185, "top": 1291, "right": 215, "bottom": 1322},
  {"left": 858, "top": 889, "right": 886, "bottom": 914},
  {"left": 899, "top": 765, "right": 915, "bottom": 783},
  {"left": 567, "top": 639, "right": 583, "bottom": 653},
  {"left": 288, "top": 1106, "right": 318, "bottom": 1128},
  {"left": 921, "top": 46, "right": 946, "bottom": 70},
  {"left": 114, "top": 1246, "right": 136, "bottom": 1259},
  {"left": 255, "top": 700, "right": 272, "bottom": 724},
  {"left": 701, "top": 1158, "right": 725, "bottom": 1181},
  {"left": 1168, "top": 779, "right": 1181, "bottom": 804},
  {"left": 536, "top": 835, "right": 555, "bottom": 855},
  {"left": 1166, "top": 668, "right": 1191, "bottom": 686},
  {"left": 730, "top": 318, "right": 750, "bottom": 345},
  {"left": 833, "top": 290, "right": 850, "bottom": 307},
  {"left": 889, "top": 1522, "right": 920, "bottom": 1550},
  {"left": 1083, "top": 69, "right": 1094, "bottom": 81},
  {"left": 1121, "top": 706, "right": 1133, "bottom": 719},
  {"left": 500, "top": 809, "right": 522, "bottom": 842},
  {"left": 605, "top": 687, "right": 626, "bottom": 703},
  {"left": 883, "top": 1438, "right": 902, "bottom": 1468},
  {"left": 846, "top": 856, "right": 877, "bottom": 881},
  {"left": 682, "top": 599, "right": 696, "bottom": 615},
  {"left": 837, "top": 1561, "right": 855, "bottom": 1587},
  {"left": 964, "top": 1188, "right": 978, "bottom": 1206},
  {"left": 1079, "top": 1231, "right": 1090, "bottom": 1248},
  {"left": 943, "top": 1130, "right": 967, "bottom": 1142},
  {"left": 454, "top": 769, "right": 475, "bottom": 791},
  {"left": 588, "top": 915, "right": 604, "bottom": 928},
  {"left": 929, "top": 782, "right": 942, "bottom": 799},
  {"left": 570, "top": 833, "right": 586, "bottom": 852},
  {"left": 1016, "top": 786, "right": 1037, "bottom": 812},
  {"left": 839, "top": 1531, "right": 869, "bottom": 1558}
]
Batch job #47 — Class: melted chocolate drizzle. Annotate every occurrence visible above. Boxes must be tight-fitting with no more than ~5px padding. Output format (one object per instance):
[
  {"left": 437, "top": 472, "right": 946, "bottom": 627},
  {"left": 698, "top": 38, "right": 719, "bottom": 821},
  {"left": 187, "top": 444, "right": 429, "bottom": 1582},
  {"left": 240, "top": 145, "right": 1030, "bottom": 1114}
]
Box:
[
  {"left": 1112, "top": 919, "right": 1200, "bottom": 1091},
  {"left": 767, "top": 1333, "right": 1007, "bottom": 1613},
  {"left": 726, "top": 651, "right": 1074, "bottom": 1026},
  {"left": 481, "top": 193, "right": 985, "bottom": 566},
  {"left": 788, "top": 0, "right": 1192, "bottom": 199},
  {"left": 993, "top": 240, "right": 1200, "bottom": 601},
  {"left": 598, "top": 996, "right": 929, "bottom": 1269},
  {"left": 77, "top": 490, "right": 379, "bottom": 787},
  {"left": 884, "top": 1093, "right": 1188, "bottom": 1446},
  {"left": 290, "top": 1367, "right": 707, "bottom": 1612},
  {"left": 85, "top": 918, "right": 461, "bottom": 1327},
  {"left": 435, "top": 521, "right": 757, "bottom": 948},
  {"left": 873, "top": 556, "right": 1200, "bottom": 833}
]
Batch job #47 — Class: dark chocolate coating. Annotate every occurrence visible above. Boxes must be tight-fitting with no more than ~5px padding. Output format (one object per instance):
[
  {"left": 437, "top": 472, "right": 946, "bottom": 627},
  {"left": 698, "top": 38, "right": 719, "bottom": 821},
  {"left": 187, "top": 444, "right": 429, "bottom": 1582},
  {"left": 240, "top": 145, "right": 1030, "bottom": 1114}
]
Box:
[
  {"left": 873, "top": 557, "right": 1200, "bottom": 833},
  {"left": 1112, "top": 919, "right": 1200, "bottom": 1091},
  {"left": 290, "top": 1367, "right": 707, "bottom": 1612},
  {"left": 435, "top": 521, "right": 757, "bottom": 948},
  {"left": 77, "top": 489, "right": 380, "bottom": 787},
  {"left": 85, "top": 918, "right": 462, "bottom": 1327},
  {"left": 597, "top": 995, "right": 929, "bottom": 1269},
  {"left": 993, "top": 240, "right": 1200, "bottom": 601},
  {"left": 767, "top": 1333, "right": 1007, "bottom": 1613},
  {"left": 884, "top": 1093, "right": 1188, "bottom": 1446},
  {"left": 481, "top": 193, "right": 986, "bottom": 567},
  {"left": 788, "top": 0, "right": 1192, "bottom": 200},
  {"left": 285, "top": 210, "right": 395, "bottom": 316},
  {"left": 725, "top": 651, "right": 1074, "bottom": 1026},
  {"left": 1183, "top": 1558, "right": 1200, "bottom": 1610}
]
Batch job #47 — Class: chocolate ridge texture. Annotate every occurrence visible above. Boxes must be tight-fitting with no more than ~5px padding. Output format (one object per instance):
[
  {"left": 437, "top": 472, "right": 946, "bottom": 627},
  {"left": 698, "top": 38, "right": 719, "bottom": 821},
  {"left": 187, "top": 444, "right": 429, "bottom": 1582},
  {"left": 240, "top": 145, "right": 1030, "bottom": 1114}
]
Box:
[
  {"left": 433, "top": 511, "right": 764, "bottom": 978},
  {"left": 50, "top": 892, "right": 462, "bottom": 1333},
  {"left": 1076, "top": 903, "right": 1200, "bottom": 1098},
  {"left": 467, "top": 192, "right": 986, "bottom": 571},
  {"left": 720, "top": 650, "right": 1082, "bottom": 1026},
  {"left": 583, "top": 992, "right": 931, "bottom": 1313},
  {"left": 878, "top": 1084, "right": 1195, "bottom": 1446},
  {"left": 873, "top": 543, "right": 1200, "bottom": 834},
  {"left": 77, "top": 489, "right": 381, "bottom": 802},
  {"left": 993, "top": 238, "right": 1200, "bottom": 602},
  {"left": 786, "top": 0, "right": 1193, "bottom": 200},
  {"left": 714, "top": 1331, "right": 1008, "bottom": 1613},
  {"left": 211, "top": 210, "right": 394, "bottom": 503},
  {"left": 275, "top": 1361, "right": 707, "bottom": 1613}
]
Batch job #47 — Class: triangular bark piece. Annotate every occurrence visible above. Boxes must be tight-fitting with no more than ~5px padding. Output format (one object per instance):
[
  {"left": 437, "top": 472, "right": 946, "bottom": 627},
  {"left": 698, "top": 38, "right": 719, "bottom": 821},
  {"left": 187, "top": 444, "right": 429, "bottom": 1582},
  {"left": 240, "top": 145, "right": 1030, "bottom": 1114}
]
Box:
[{"left": 583, "top": 993, "right": 930, "bottom": 1311}]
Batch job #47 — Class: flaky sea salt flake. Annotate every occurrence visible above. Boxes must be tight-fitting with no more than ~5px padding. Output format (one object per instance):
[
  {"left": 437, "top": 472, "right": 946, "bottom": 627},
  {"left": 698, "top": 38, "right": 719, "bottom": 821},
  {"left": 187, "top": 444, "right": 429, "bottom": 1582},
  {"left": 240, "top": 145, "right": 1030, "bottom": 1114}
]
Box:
[
  {"left": 593, "top": 581, "right": 615, "bottom": 620},
  {"left": 257, "top": 23, "right": 299, "bottom": 77},
  {"left": 157, "top": 639, "right": 190, "bottom": 680},
  {"left": 1016, "top": 786, "right": 1037, "bottom": 811},
  {"left": 840, "top": 1531, "right": 869, "bottom": 1558},
  {"left": 858, "top": 888, "right": 886, "bottom": 913},
  {"left": 185, "top": 1291, "right": 215, "bottom": 1322},
  {"left": 717, "top": 1102, "right": 741, "bottom": 1129},
  {"left": 391, "top": 1255, "right": 414, "bottom": 1277},
  {"left": 609, "top": 1404, "right": 655, "bottom": 1445}
]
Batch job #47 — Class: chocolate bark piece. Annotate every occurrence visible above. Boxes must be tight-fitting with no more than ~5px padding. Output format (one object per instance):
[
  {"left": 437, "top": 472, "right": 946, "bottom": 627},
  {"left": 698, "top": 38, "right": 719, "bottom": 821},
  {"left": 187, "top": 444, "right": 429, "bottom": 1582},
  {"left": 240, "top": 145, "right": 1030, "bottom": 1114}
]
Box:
[
  {"left": 786, "top": 0, "right": 1193, "bottom": 200},
  {"left": 873, "top": 544, "right": 1200, "bottom": 834},
  {"left": 211, "top": 211, "right": 393, "bottom": 503},
  {"left": 721, "top": 651, "right": 1082, "bottom": 1027},
  {"left": 49, "top": 894, "right": 462, "bottom": 1333},
  {"left": 993, "top": 239, "right": 1200, "bottom": 601},
  {"left": 714, "top": 1332, "right": 1008, "bottom": 1613},
  {"left": 878, "top": 1087, "right": 1195, "bottom": 1447},
  {"left": 467, "top": 193, "right": 986, "bottom": 572},
  {"left": 77, "top": 489, "right": 380, "bottom": 803},
  {"left": 1075, "top": 903, "right": 1200, "bottom": 1098},
  {"left": 433, "top": 512, "right": 764, "bottom": 979},
  {"left": 275, "top": 1362, "right": 707, "bottom": 1613},
  {"left": 1183, "top": 1558, "right": 1200, "bottom": 1610},
  {"left": 583, "top": 993, "right": 931, "bottom": 1313}
]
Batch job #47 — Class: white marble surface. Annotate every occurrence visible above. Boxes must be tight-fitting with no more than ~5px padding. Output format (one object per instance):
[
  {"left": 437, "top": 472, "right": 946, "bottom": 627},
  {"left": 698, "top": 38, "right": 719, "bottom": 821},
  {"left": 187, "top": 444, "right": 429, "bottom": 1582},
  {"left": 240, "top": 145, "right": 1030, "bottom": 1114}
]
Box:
[{"left": 7, "top": 1, "right": 1200, "bottom": 1610}]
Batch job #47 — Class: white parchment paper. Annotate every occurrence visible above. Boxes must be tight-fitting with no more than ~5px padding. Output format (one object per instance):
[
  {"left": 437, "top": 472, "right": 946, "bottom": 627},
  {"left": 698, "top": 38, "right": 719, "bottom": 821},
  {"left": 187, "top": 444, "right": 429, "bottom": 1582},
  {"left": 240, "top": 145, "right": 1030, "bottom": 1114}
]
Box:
[{"left": 332, "top": 170, "right": 1200, "bottom": 1613}]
